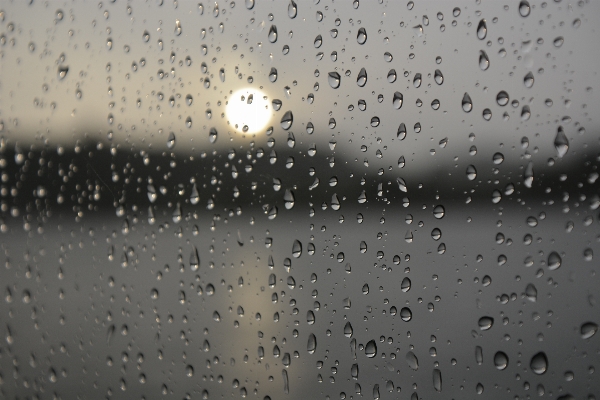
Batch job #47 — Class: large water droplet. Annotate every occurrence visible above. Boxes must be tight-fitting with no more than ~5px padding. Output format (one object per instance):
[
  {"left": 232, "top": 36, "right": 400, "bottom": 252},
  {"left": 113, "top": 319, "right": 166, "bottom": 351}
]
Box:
[
  {"left": 393, "top": 92, "right": 403, "bottom": 109},
  {"left": 280, "top": 111, "right": 293, "bottom": 130},
  {"left": 581, "top": 322, "right": 598, "bottom": 339},
  {"left": 462, "top": 93, "right": 473, "bottom": 112},
  {"left": 167, "top": 132, "right": 176, "bottom": 149},
  {"left": 328, "top": 72, "right": 341, "bottom": 89},
  {"left": 478, "top": 316, "right": 494, "bottom": 330},
  {"left": 357, "top": 68, "right": 367, "bottom": 87},
  {"left": 413, "top": 73, "right": 422, "bottom": 88},
  {"left": 477, "top": 19, "right": 487, "bottom": 40},
  {"left": 530, "top": 352, "right": 548, "bottom": 374},
  {"left": 554, "top": 126, "right": 569, "bottom": 158},
  {"left": 387, "top": 69, "right": 397, "bottom": 83},
  {"left": 475, "top": 346, "right": 483, "bottom": 365},
  {"left": 524, "top": 72, "right": 534, "bottom": 88},
  {"left": 466, "top": 165, "right": 477, "bottom": 180},
  {"left": 547, "top": 251, "right": 562, "bottom": 270},
  {"left": 284, "top": 189, "right": 295, "bottom": 209},
  {"left": 288, "top": 0, "right": 297, "bottom": 18},
  {"left": 292, "top": 239, "right": 302, "bottom": 258},
  {"left": 524, "top": 161, "right": 534, "bottom": 188},
  {"left": 344, "top": 321, "right": 353, "bottom": 338},
  {"left": 57, "top": 65, "right": 69, "bottom": 80},
  {"left": 406, "top": 351, "right": 419, "bottom": 370},
  {"left": 268, "top": 25, "right": 278, "bottom": 43},
  {"left": 433, "top": 205, "right": 445, "bottom": 219},
  {"left": 433, "top": 369, "right": 442, "bottom": 392},
  {"left": 493, "top": 351, "right": 509, "bottom": 370},
  {"left": 307, "top": 333, "right": 317, "bottom": 354},
  {"left": 401, "top": 277, "right": 411, "bottom": 292},
  {"left": 519, "top": 1, "right": 531, "bottom": 17},
  {"left": 400, "top": 307, "right": 412, "bottom": 321},
  {"left": 365, "top": 340, "right": 377, "bottom": 358},
  {"left": 174, "top": 19, "right": 182, "bottom": 36},
  {"left": 525, "top": 284, "right": 537, "bottom": 302},
  {"left": 496, "top": 91, "right": 509, "bottom": 106},
  {"left": 434, "top": 69, "right": 444, "bottom": 85},
  {"left": 479, "top": 50, "right": 490, "bottom": 70},
  {"left": 397, "top": 123, "right": 407, "bottom": 140},
  {"left": 357, "top": 27, "right": 367, "bottom": 44},
  {"left": 313, "top": 34, "right": 322, "bottom": 48}
]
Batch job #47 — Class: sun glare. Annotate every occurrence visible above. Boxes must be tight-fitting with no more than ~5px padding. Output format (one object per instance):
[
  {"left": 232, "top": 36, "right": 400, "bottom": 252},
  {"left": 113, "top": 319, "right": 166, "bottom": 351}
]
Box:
[{"left": 226, "top": 88, "right": 272, "bottom": 134}]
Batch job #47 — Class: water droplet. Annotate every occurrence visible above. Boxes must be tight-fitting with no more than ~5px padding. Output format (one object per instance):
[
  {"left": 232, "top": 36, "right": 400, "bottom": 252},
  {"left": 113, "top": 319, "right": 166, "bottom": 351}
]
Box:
[
  {"left": 525, "top": 284, "right": 537, "bottom": 301},
  {"left": 581, "top": 322, "right": 598, "bottom": 339},
  {"left": 292, "top": 240, "right": 302, "bottom": 258},
  {"left": 288, "top": 0, "right": 297, "bottom": 18},
  {"left": 530, "top": 352, "right": 548, "bottom": 374},
  {"left": 365, "top": 340, "right": 377, "bottom": 358},
  {"left": 397, "top": 123, "right": 407, "bottom": 140},
  {"left": 393, "top": 92, "right": 403, "bottom": 109},
  {"left": 387, "top": 69, "right": 397, "bottom": 83},
  {"left": 547, "top": 251, "right": 561, "bottom": 270},
  {"left": 554, "top": 126, "right": 569, "bottom": 158},
  {"left": 268, "top": 25, "right": 277, "bottom": 43},
  {"left": 413, "top": 25, "right": 423, "bottom": 37},
  {"left": 280, "top": 111, "right": 293, "bottom": 130},
  {"left": 462, "top": 93, "right": 473, "bottom": 112},
  {"left": 519, "top": 1, "right": 531, "bottom": 17},
  {"left": 284, "top": 189, "right": 295, "bottom": 209},
  {"left": 433, "top": 369, "right": 442, "bottom": 392},
  {"left": 413, "top": 73, "right": 422, "bottom": 88},
  {"left": 406, "top": 351, "right": 418, "bottom": 370},
  {"left": 357, "top": 27, "right": 367, "bottom": 44},
  {"left": 395, "top": 277, "right": 410, "bottom": 295},
  {"left": 524, "top": 72, "right": 534, "bottom": 88},
  {"left": 478, "top": 316, "right": 494, "bottom": 330},
  {"left": 328, "top": 72, "right": 341, "bottom": 89},
  {"left": 186, "top": 365, "right": 194, "bottom": 377},
  {"left": 496, "top": 91, "right": 509, "bottom": 106},
  {"left": 269, "top": 67, "right": 278, "bottom": 82},
  {"left": 341, "top": 322, "right": 353, "bottom": 338},
  {"left": 57, "top": 65, "right": 69, "bottom": 80},
  {"left": 357, "top": 68, "right": 367, "bottom": 87},
  {"left": 313, "top": 34, "right": 322, "bottom": 48},
  {"left": 524, "top": 161, "right": 534, "bottom": 188},
  {"left": 553, "top": 36, "right": 564, "bottom": 48},
  {"left": 167, "top": 132, "right": 176, "bottom": 149},
  {"left": 400, "top": 307, "right": 412, "bottom": 321},
  {"left": 479, "top": 50, "right": 490, "bottom": 71},
  {"left": 434, "top": 69, "right": 444, "bottom": 85},
  {"left": 307, "top": 333, "right": 317, "bottom": 354},
  {"left": 477, "top": 19, "right": 487, "bottom": 40},
  {"left": 493, "top": 351, "right": 508, "bottom": 370},
  {"left": 174, "top": 19, "right": 182, "bottom": 36},
  {"left": 245, "top": 0, "right": 255, "bottom": 9},
  {"left": 433, "top": 205, "right": 445, "bottom": 219}
]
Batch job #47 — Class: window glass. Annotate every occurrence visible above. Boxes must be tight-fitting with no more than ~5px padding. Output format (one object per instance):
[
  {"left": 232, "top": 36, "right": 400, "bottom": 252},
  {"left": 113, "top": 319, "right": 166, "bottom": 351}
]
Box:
[{"left": 0, "top": 1, "right": 599, "bottom": 399}]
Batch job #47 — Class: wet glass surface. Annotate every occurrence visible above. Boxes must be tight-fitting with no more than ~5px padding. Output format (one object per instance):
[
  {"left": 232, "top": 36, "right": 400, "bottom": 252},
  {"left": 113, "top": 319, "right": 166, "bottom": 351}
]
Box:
[{"left": 0, "top": 1, "right": 599, "bottom": 399}]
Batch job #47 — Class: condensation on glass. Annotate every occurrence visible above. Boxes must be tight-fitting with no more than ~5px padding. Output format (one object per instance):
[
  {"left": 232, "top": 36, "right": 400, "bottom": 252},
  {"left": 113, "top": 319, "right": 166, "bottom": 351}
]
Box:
[{"left": 0, "top": 1, "right": 599, "bottom": 399}]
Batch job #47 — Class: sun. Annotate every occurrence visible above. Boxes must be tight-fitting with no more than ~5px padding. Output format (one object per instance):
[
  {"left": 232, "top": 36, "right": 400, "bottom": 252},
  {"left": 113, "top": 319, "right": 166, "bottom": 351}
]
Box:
[{"left": 226, "top": 88, "right": 272, "bottom": 134}]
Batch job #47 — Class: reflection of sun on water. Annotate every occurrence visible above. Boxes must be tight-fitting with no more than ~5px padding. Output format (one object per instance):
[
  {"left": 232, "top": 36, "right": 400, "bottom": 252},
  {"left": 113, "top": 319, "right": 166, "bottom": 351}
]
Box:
[{"left": 226, "top": 88, "right": 271, "bottom": 134}]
